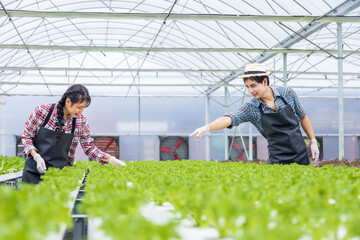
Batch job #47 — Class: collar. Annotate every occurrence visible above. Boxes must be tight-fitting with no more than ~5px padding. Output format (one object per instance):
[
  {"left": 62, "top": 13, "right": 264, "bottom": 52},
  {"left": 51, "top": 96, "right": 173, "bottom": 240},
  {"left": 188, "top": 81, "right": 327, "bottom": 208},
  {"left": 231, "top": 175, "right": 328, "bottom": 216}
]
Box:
[
  {"left": 252, "top": 87, "right": 280, "bottom": 107},
  {"left": 272, "top": 87, "right": 281, "bottom": 97}
]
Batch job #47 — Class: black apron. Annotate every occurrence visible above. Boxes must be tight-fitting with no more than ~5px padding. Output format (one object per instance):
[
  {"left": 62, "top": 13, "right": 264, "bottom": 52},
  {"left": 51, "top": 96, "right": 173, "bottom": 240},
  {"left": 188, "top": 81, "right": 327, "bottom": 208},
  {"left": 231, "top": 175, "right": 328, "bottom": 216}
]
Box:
[
  {"left": 259, "top": 97, "right": 309, "bottom": 165},
  {"left": 22, "top": 104, "right": 76, "bottom": 184}
]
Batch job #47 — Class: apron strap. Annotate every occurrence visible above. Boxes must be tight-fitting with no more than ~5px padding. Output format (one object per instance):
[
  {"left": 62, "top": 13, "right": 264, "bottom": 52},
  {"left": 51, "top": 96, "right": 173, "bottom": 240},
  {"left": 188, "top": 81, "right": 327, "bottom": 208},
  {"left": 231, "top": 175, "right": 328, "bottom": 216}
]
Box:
[
  {"left": 42, "top": 104, "right": 55, "bottom": 127},
  {"left": 258, "top": 104, "right": 264, "bottom": 114},
  {"left": 71, "top": 118, "right": 76, "bottom": 134},
  {"left": 43, "top": 103, "right": 76, "bottom": 134},
  {"left": 278, "top": 96, "right": 288, "bottom": 105},
  {"left": 258, "top": 96, "right": 288, "bottom": 115}
]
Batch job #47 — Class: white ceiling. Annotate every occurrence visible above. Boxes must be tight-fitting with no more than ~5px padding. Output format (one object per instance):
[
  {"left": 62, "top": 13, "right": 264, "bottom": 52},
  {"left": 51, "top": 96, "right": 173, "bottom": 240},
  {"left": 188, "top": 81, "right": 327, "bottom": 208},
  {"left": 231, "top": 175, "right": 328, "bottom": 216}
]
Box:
[{"left": 0, "top": 0, "right": 359, "bottom": 98}]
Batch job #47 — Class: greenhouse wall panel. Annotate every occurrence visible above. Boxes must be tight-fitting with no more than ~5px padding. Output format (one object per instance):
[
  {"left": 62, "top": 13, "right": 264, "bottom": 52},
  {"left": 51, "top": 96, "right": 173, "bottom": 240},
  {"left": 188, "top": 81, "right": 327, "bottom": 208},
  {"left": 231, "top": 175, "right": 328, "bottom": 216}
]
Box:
[
  {"left": 0, "top": 135, "right": 15, "bottom": 156},
  {"left": 210, "top": 135, "right": 225, "bottom": 161},
  {"left": 323, "top": 137, "right": 338, "bottom": 160},
  {"left": 189, "top": 136, "right": 206, "bottom": 161},
  {"left": 1, "top": 96, "right": 360, "bottom": 161},
  {"left": 345, "top": 136, "right": 358, "bottom": 160},
  {"left": 257, "top": 136, "right": 269, "bottom": 161}
]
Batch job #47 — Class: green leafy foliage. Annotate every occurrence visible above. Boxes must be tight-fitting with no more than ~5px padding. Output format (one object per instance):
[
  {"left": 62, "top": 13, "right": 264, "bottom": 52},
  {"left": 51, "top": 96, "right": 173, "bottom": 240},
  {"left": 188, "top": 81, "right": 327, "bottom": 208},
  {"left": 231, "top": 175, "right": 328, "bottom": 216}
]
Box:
[
  {"left": 2, "top": 159, "right": 360, "bottom": 239},
  {"left": 0, "top": 155, "right": 25, "bottom": 175},
  {"left": 0, "top": 162, "right": 86, "bottom": 240},
  {"left": 81, "top": 160, "right": 360, "bottom": 239},
  {"left": 79, "top": 161, "right": 179, "bottom": 240}
]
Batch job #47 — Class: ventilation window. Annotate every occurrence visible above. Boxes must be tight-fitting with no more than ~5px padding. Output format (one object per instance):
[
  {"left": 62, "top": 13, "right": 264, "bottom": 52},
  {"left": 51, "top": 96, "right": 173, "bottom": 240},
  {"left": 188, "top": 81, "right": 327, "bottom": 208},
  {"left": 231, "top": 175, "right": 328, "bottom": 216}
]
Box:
[
  {"left": 160, "top": 136, "right": 189, "bottom": 161},
  {"left": 15, "top": 136, "right": 24, "bottom": 158},
  {"left": 91, "top": 136, "right": 119, "bottom": 159},
  {"left": 228, "top": 136, "right": 257, "bottom": 161}
]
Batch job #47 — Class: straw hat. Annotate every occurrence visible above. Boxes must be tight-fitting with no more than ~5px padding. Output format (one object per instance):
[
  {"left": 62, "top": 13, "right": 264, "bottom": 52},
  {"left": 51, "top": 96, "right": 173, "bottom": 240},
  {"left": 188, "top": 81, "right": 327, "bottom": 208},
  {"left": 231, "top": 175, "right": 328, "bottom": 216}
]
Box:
[{"left": 239, "top": 63, "right": 270, "bottom": 78}]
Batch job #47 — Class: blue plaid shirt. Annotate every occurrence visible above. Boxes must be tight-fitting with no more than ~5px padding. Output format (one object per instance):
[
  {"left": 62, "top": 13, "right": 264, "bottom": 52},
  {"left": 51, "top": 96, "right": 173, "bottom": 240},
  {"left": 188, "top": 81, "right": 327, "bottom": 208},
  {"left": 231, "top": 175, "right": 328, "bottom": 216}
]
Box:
[{"left": 226, "top": 86, "right": 306, "bottom": 138}]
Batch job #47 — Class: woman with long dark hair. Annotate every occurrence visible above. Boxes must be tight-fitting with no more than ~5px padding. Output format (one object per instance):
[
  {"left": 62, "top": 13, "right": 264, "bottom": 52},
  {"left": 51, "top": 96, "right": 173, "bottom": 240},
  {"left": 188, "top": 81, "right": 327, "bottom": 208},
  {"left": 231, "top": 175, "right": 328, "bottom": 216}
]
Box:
[{"left": 21, "top": 84, "right": 125, "bottom": 184}]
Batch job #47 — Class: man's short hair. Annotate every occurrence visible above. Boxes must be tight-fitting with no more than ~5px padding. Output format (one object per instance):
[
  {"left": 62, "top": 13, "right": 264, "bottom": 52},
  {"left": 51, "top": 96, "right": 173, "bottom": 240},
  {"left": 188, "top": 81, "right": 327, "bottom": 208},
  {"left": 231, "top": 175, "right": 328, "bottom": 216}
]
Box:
[{"left": 244, "top": 76, "right": 269, "bottom": 86}]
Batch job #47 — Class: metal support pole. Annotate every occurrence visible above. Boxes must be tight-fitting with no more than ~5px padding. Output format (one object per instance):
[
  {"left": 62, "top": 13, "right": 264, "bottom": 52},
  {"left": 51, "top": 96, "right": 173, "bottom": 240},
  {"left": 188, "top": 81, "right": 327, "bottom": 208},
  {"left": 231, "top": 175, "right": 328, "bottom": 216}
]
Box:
[
  {"left": 206, "top": 95, "right": 210, "bottom": 161},
  {"left": 138, "top": 96, "right": 141, "bottom": 161},
  {"left": 283, "top": 53, "right": 287, "bottom": 87},
  {"left": 224, "top": 88, "right": 229, "bottom": 160},
  {"left": 249, "top": 124, "right": 253, "bottom": 160},
  {"left": 1, "top": 108, "right": 4, "bottom": 155},
  {"left": 337, "top": 22, "right": 344, "bottom": 160}
]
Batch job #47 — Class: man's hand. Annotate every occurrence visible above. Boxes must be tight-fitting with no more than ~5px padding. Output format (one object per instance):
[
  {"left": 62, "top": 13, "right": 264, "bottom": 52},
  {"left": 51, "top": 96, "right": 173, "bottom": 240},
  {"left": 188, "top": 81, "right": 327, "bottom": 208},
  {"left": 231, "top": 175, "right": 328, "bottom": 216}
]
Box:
[
  {"left": 33, "top": 153, "right": 47, "bottom": 174},
  {"left": 310, "top": 138, "right": 320, "bottom": 161},
  {"left": 189, "top": 125, "right": 210, "bottom": 140},
  {"left": 109, "top": 157, "right": 127, "bottom": 167}
]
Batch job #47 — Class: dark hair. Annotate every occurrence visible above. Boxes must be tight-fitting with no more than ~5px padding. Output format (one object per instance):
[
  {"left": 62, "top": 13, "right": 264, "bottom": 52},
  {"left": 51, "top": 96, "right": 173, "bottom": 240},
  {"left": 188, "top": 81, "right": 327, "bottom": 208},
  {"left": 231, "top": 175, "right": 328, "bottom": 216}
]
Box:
[
  {"left": 244, "top": 76, "right": 269, "bottom": 86},
  {"left": 56, "top": 84, "right": 91, "bottom": 142}
]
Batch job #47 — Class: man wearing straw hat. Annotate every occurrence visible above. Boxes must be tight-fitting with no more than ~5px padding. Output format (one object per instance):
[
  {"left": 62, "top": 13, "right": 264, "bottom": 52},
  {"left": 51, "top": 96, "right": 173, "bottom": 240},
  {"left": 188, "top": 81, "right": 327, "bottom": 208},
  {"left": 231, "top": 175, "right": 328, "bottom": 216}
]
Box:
[{"left": 190, "top": 63, "right": 319, "bottom": 165}]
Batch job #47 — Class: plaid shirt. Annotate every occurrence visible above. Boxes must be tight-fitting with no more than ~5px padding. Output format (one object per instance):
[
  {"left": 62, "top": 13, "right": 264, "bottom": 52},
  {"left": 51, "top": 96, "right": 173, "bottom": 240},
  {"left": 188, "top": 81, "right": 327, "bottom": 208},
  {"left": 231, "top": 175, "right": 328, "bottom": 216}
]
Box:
[
  {"left": 21, "top": 103, "right": 109, "bottom": 166},
  {"left": 226, "top": 86, "right": 306, "bottom": 138}
]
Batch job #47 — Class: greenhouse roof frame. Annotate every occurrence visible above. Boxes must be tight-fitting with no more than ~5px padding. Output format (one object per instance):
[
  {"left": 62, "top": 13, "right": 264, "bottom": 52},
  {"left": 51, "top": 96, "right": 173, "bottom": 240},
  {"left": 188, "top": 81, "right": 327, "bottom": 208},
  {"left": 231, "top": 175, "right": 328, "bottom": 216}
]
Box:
[
  {"left": 205, "top": 0, "right": 360, "bottom": 95},
  {"left": 1, "top": 44, "right": 360, "bottom": 55},
  {"left": 1, "top": 10, "right": 360, "bottom": 23},
  {"left": 0, "top": 0, "right": 359, "bottom": 98}
]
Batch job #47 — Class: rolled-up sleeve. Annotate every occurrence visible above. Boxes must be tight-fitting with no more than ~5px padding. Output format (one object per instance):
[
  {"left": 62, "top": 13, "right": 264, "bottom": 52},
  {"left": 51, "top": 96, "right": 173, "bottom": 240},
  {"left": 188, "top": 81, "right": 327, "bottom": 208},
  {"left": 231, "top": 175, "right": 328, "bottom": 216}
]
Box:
[
  {"left": 286, "top": 87, "right": 306, "bottom": 118},
  {"left": 225, "top": 103, "right": 253, "bottom": 129},
  {"left": 80, "top": 118, "right": 110, "bottom": 163},
  {"left": 21, "top": 105, "right": 47, "bottom": 157}
]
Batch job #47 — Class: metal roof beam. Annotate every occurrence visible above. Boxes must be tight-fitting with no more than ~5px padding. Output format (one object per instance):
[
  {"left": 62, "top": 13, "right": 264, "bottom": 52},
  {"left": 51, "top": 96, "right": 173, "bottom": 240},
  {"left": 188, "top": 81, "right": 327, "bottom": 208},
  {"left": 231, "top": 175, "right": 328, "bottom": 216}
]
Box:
[
  {"left": 0, "top": 66, "right": 359, "bottom": 76},
  {"left": 1, "top": 81, "right": 359, "bottom": 89},
  {"left": 1, "top": 44, "right": 359, "bottom": 55},
  {"left": 1, "top": 93, "right": 360, "bottom": 99},
  {"left": 205, "top": 0, "right": 360, "bottom": 95},
  {"left": 0, "top": 10, "right": 359, "bottom": 22}
]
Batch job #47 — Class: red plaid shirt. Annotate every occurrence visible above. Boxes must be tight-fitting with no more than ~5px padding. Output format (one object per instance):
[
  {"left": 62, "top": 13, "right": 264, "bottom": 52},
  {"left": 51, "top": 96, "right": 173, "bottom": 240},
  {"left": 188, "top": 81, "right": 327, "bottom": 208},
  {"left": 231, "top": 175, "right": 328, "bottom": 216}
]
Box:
[{"left": 21, "top": 103, "right": 109, "bottom": 166}]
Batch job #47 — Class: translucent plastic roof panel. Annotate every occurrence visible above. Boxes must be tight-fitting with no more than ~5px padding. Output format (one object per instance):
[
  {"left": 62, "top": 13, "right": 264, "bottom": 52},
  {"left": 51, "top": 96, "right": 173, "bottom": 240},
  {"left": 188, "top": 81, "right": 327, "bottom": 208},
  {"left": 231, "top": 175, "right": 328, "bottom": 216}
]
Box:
[{"left": 0, "top": 0, "right": 359, "bottom": 97}]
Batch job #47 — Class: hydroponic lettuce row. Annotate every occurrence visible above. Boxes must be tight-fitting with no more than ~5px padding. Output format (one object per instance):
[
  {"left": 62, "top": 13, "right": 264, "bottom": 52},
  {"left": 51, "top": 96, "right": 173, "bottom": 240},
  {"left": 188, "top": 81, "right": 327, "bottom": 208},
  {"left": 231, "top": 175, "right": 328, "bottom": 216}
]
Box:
[
  {"left": 0, "top": 163, "right": 86, "bottom": 240},
  {"left": 79, "top": 160, "right": 360, "bottom": 240},
  {"left": 78, "top": 160, "right": 180, "bottom": 240},
  {"left": 222, "top": 158, "right": 360, "bottom": 168},
  {"left": 0, "top": 155, "right": 25, "bottom": 175},
  {"left": 312, "top": 158, "right": 360, "bottom": 168},
  {"left": 1, "top": 160, "right": 360, "bottom": 239}
]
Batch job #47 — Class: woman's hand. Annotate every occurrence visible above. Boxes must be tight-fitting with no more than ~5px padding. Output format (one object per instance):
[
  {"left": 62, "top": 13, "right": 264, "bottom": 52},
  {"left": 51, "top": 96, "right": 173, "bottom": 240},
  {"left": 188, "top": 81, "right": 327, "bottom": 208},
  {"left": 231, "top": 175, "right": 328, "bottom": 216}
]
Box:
[
  {"left": 33, "top": 153, "right": 47, "bottom": 174},
  {"left": 109, "top": 157, "right": 127, "bottom": 167}
]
